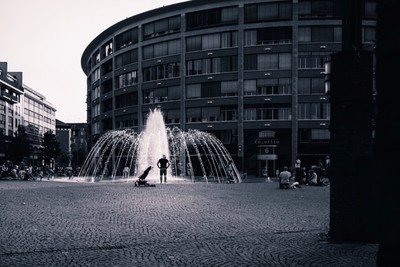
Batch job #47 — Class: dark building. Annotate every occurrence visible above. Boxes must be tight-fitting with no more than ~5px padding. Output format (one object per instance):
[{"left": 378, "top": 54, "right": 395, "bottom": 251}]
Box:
[
  {"left": 81, "top": 0, "right": 377, "bottom": 176},
  {"left": 0, "top": 62, "right": 24, "bottom": 161},
  {"left": 56, "top": 120, "right": 88, "bottom": 168}
]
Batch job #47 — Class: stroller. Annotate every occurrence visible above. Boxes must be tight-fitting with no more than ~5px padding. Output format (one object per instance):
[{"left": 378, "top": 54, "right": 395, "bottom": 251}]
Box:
[{"left": 135, "top": 166, "right": 155, "bottom": 187}]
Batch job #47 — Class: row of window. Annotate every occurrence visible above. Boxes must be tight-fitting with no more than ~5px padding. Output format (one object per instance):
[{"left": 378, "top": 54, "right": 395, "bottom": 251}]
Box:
[
  {"left": 88, "top": 0, "right": 376, "bottom": 67},
  {"left": 92, "top": 101, "right": 329, "bottom": 122},
  {"left": 23, "top": 97, "right": 55, "bottom": 115},
  {"left": 24, "top": 108, "right": 53, "bottom": 125},
  {"left": 92, "top": 51, "right": 346, "bottom": 85},
  {"left": 93, "top": 25, "right": 375, "bottom": 76},
  {"left": 92, "top": 77, "right": 327, "bottom": 105}
]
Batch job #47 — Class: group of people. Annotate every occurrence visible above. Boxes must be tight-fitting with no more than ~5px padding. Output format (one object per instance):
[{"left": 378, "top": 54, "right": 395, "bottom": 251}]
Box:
[
  {"left": 278, "top": 156, "right": 330, "bottom": 189},
  {"left": 0, "top": 161, "right": 56, "bottom": 181}
]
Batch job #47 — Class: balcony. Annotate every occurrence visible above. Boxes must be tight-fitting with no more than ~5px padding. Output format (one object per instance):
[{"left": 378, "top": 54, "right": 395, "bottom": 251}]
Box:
[{"left": 0, "top": 90, "right": 19, "bottom": 104}]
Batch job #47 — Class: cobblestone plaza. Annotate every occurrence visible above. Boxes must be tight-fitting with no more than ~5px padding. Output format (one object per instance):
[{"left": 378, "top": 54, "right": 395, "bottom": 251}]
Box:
[{"left": 0, "top": 180, "right": 377, "bottom": 266}]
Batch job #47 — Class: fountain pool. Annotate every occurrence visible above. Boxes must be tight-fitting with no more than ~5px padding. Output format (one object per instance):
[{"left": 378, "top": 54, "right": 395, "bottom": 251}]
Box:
[{"left": 79, "top": 109, "right": 241, "bottom": 184}]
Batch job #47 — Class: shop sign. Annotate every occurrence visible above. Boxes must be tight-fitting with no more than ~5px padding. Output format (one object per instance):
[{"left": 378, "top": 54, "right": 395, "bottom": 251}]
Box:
[{"left": 254, "top": 139, "right": 279, "bottom": 145}]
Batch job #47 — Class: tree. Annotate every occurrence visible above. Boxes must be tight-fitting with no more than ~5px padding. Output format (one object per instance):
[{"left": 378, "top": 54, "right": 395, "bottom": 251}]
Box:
[
  {"left": 40, "top": 130, "right": 61, "bottom": 166},
  {"left": 9, "top": 125, "right": 31, "bottom": 164}
]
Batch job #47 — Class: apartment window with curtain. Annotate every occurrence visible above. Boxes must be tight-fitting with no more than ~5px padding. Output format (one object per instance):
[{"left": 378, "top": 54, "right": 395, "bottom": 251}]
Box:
[
  {"left": 244, "top": 2, "right": 292, "bottom": 23},
  {"left": 115, "top": 49, "right": 138, "bottom": 69},
  {"left": 143, "top": 16, "right": 181, "bottom": 40},
  {"left": 298, "top": 0, "right": 341, "bottom": 19},
  {"left": 186, "top": 6, "right": 238, "bottom": 30},
  {"left": 298, "top": 26, "right": 342, "bottom": 43},
  {"left": 298, "top": 52, "right": 331, "bottom": 69},
  {"left": 115, "top": 27, "right": 139, "bottom": 50},
  {"left": 186, "top": 84, "right": 201, "bottom": 99},
  {"left": 298, "top": 103, "right": 330, "bottom": 119},
  {"left": 298, "top": 77, "right": 325, "bottom": 94},
  {"left": 143, "top": 39, "right": 180, "bottom": 60}
]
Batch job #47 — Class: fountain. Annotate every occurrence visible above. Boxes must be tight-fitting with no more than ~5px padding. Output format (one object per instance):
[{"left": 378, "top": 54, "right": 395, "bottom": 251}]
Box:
[{"left": 79, "top": 109, "right": 241, "bottom": 183}]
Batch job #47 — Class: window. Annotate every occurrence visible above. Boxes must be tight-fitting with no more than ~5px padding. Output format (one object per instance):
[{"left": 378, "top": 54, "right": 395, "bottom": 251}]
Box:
[
  {"left": 311, "top": 129, "right": 330, "bottom": 142},
  {"left": 166, "top": 109, "right": 180, "bottom": 124},
  {"left": 221, "top": 81, "right": 238, "bottom": 96},
  {"left": 298, "top": 52, "right": 330, "bottom": 69},
  {"left": 298, "top": 78, "right": 325, "bottom": 94},
  {"left": 244, "top": 105, "right": 291, "bottom": 120},
  {"left": 298, "top": 0, "right": 341, "bottom": 19},
  {"left": 143, "top": 39, "right": 181, "bottom": 60},
  {"left": 168, "top": 86, "right": 180, "bottom": 101},
  {"left": 115, "top": 28, "right": 139, "bottom": 50},
  {"left": 116, "top": 71, "right": 138, "bottom": 88},
  {"left": 186, "top": 84, "right": 201, "bottom": 99},
  {"left": 116, "top": 92, "right": 138, "bottom": 108},
  {"left": 115, "top": 49, "right": 138, "bottom": 69},
  {"left": 186, "top": 56, "right": 237, "bottom": 76},
  {"left": 143, "top": 62, "right": 180, "bottom": 82},
  {"left": 186, "top": 108, "right": 201, "bottom": 122},
  {"left": 363, "top": 27, "right": 376, "bottom": 44},
  {"left": 91, "top": 86, "right": 100, "bottom": 101},
  {"left": 186, "top": 36, "right": 202, "bottom": 52},
  {"left": 143, "top": 16, "right": 181, "bottom": 40},
  {"left": 187, "top": 6, "right": 239, "bottom": 30},
  {"left": 91, "top": 68, "right": 100, "bottom": 83},
  {"left": 256, "top": 53, "right": 291, "bottom": 70},
  {"left": 221, "top": 106, "right": 237, "bottom": 121},
  {"left": 244, "top": 2, "right": 292, "bottom": 23},
  {"left": 116, "top": 114, "right": 138, "bottom": 129},
  {"left": 299, "top": 26, "right": 342, "bottom": 43},
  {"left": 201, "top": 82, "right": 221, "bottom": 98},
  {"left": 102, "top": 40, "right": 113, "bottom": 59},
  {"left": 202, "top": 107, "right": 219, "bottom": 122},
  {"left": 245, "top": 78, "right": 291, "bottom": 96},
  {"left": 245, "top": 27, "right": 292, "bottom": 46},
  {"left": 299, "top": 103, "right": 330, "bottom": 119},
  {"left": 144, "top": 86, "right": 180, "bottom": 103},
  {"left": 186, "top": 32, "right": 238, "bottom": 52}
]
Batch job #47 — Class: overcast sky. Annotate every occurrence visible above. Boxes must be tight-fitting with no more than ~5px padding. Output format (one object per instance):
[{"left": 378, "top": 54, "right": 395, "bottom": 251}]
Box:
[{"left": 0, "top": 0, "right": 187, "bottom": 123}]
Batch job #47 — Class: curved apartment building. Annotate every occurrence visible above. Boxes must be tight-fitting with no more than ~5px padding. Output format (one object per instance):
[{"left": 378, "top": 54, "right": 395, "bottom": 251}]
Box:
[{"left": 81, "top": 0, "right": 377, "bottom": 176}]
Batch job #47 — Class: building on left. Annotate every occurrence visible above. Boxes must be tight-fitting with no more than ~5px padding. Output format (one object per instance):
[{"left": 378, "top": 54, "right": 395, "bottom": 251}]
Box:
[{"left": 0, "top": 62, "right": 56, "bottom": 165}]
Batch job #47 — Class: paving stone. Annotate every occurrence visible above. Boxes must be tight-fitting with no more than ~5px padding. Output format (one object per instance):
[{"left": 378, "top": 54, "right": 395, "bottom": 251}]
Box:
[{"left": 0, "top": 180, "right": 377, "bottom": 266}]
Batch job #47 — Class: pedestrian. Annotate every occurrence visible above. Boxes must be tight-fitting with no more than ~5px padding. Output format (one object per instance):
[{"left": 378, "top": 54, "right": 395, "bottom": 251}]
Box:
[
  {"left": 278, "top": 166, "right": 292, "bottom": 189},
  {"left": 157, "top": 154, "right": 170, "bottom": 184},
  {"left": 262, "top": 167, "right": 269, "bottom": 182},
  {"left": 324, "top": 155, "right": 331, "bottom": 178},
  {"left": 38, "top": 166, "right": 44, "bottom": 181},
  {"left": 225, "top": 160, "right": 234, "bottom": 183},
  {"left": 26, "top": 165, "right": 35, "bottom": 180},
  {"left": 294, "top": 156, "right": 302, "bottom": 185},
  {"left": 122, "top": 166, "right": 130, "bottom": 179},
  {"left": 68, "top": 168, "right": 73, "bottom": 180},
  {"left": 307, "top": 169, "right": 318, "bottom": 186}
]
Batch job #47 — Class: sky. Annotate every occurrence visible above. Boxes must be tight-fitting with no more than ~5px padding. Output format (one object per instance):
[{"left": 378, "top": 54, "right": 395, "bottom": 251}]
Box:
[{"left": 0, "top": 0, "right": 187, "bottom": 123}]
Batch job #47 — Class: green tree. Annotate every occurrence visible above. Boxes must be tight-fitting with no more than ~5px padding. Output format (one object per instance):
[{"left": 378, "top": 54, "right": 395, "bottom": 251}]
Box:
[
  {"left": 41, "top": 130, "right": 61, "bottom": 166},
  {"left": 9, "top": 125, "right": 31, "bottom": 164}
]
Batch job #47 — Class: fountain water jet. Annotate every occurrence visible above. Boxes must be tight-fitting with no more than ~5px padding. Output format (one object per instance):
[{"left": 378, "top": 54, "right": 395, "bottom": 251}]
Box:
[{"left": 79, "top": 109, "right": 241, "bottom": 183}]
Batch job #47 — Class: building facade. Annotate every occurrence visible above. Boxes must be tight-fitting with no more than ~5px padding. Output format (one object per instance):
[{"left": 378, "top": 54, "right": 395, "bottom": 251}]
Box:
[
  {"left": 0, "top": 62, "right": 57, "bottom": 164},
  {"left": 0, "top": 62, "right": 24, "bottom": 161},
  {"left": 81, "top": 0, "right": 376, "bottom": 176}
]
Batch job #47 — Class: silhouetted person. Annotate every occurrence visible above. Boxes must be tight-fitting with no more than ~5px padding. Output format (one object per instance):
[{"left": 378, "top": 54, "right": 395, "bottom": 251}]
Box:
[
  {"left": 294, "top": 156, "right": 302, "bottom": 185},
  {"left": 278, "top": 167, "right": 292, "bottom": 189},
  {"left": 157, "top": 155, "right": 170, "bottom": 184}
]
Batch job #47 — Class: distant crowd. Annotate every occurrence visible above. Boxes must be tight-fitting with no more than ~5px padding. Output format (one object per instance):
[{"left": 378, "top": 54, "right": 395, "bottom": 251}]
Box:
[
  {"left": 278, "top": 155, "right": 330, "bottom": 189},
  {"left": 0, "top": 160, "right": 81, "bottom": 181}
]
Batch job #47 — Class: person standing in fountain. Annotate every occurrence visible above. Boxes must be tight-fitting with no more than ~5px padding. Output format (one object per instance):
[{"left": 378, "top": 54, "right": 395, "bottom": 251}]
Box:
[{"left": 157, "top": 155, "right": 170, "bottom": 184}]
